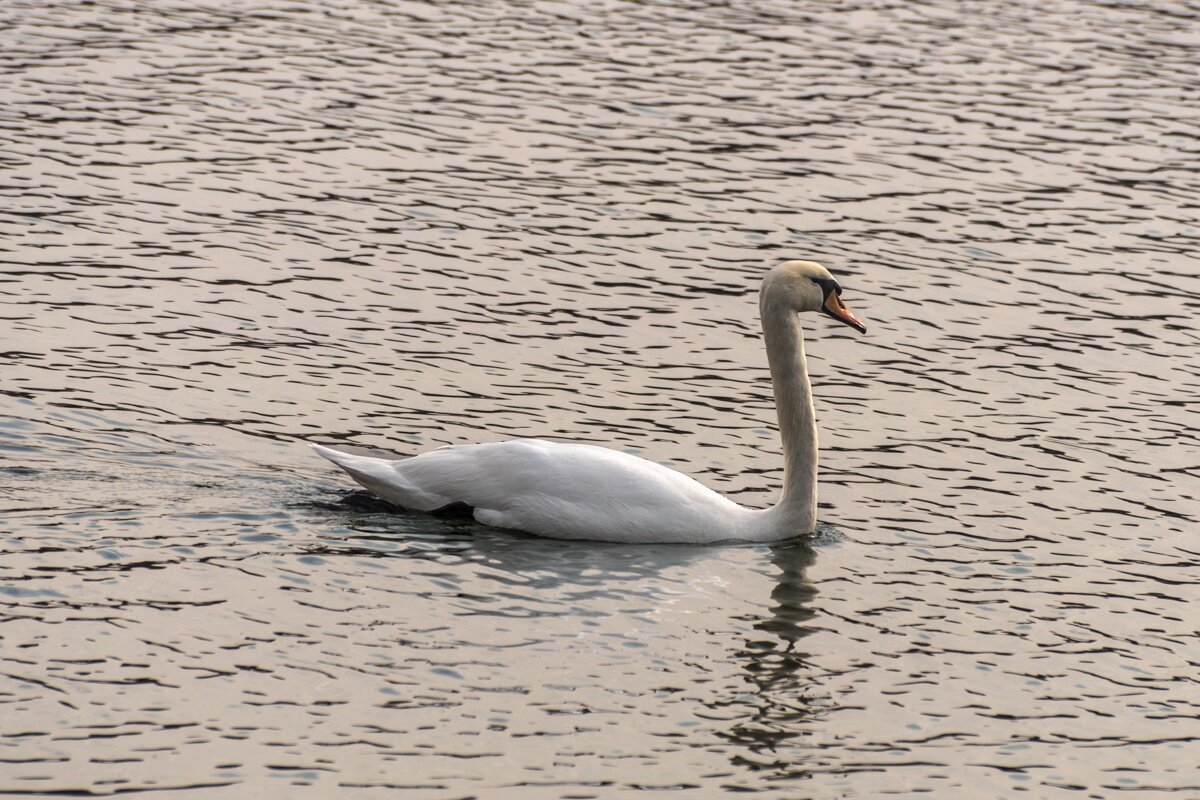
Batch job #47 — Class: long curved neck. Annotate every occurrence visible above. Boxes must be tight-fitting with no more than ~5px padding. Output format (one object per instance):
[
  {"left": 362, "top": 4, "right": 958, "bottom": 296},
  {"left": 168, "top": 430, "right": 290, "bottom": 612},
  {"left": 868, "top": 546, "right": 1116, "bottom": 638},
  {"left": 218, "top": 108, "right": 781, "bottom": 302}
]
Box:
[{"left": 760, "top": 293, "right": 818, "bottom": 533}]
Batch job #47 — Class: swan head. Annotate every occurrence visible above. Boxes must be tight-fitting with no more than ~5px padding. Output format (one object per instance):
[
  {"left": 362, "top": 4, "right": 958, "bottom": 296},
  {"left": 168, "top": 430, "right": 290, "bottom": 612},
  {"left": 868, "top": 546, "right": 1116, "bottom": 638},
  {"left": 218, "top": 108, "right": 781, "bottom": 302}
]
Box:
[{"left": 763, "top": 260, "right": 867, "bottom": 334}]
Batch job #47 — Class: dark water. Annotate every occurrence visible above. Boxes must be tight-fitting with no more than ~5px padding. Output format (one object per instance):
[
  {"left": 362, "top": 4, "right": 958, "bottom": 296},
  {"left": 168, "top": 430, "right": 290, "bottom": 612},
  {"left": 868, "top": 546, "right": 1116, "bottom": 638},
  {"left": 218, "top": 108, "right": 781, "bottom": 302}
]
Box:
[{"left": 2, "top": 0, "right": 1199, "bottom": 797}]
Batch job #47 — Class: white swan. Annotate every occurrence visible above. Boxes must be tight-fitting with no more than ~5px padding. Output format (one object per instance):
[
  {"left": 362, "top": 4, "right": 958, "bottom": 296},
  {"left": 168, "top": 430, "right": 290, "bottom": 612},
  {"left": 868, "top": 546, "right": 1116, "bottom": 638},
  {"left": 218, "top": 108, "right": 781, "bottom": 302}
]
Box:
[{"left": 312, "top": 260, "right": 866, "bottom": 544}]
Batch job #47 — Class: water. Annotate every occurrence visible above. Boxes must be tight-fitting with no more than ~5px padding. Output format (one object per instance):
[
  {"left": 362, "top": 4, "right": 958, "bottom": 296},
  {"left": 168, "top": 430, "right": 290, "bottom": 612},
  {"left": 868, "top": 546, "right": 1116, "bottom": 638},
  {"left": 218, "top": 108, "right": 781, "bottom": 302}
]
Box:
[{"left": 2, "top": 0, "right": 1198, "bottom": 796}]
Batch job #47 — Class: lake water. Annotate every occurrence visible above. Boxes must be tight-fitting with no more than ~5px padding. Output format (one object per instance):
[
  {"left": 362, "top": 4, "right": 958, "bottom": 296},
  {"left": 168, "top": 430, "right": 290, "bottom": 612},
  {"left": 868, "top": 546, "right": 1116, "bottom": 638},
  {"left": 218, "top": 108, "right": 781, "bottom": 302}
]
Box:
[{"left": 2, "top": 0, "right": 1198, "bottom": 797}]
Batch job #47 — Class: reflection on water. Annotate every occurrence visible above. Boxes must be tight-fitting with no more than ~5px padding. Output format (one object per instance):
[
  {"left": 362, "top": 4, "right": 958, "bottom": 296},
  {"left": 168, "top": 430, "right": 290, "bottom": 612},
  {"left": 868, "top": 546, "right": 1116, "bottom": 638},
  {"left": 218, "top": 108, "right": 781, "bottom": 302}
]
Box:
[
  {"left": 721, "top": 542, "right": 821, "bottom": 771},
  {"left": 3, "top": 0, "right": 1199, "bottom": 796}
]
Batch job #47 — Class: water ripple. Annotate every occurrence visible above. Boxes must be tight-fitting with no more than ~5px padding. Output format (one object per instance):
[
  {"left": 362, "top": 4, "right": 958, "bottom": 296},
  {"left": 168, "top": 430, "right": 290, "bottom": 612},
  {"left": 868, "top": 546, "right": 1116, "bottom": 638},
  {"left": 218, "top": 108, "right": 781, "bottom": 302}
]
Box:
[{"left": 2, "top": 0, "right": 1198, "bottom": 796}]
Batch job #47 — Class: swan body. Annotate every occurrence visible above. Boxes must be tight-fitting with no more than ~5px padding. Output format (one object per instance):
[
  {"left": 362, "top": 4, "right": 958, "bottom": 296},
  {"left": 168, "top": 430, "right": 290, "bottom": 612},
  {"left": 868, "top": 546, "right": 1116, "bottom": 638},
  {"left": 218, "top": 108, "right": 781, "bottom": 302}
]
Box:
[
  {"left": 312, "top": 439, "right": 764, "bottom": 543},
  {"left": 313, "top": 260, "right": 866, "bottom": 544}
]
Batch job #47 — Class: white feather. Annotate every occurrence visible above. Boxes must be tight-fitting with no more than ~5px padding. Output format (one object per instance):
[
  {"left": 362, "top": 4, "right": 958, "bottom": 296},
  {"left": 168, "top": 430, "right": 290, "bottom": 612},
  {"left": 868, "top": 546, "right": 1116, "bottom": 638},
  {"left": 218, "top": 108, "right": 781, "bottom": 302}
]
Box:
[{"left": 313, "top": 439, "right": 752, "bottom": 543}]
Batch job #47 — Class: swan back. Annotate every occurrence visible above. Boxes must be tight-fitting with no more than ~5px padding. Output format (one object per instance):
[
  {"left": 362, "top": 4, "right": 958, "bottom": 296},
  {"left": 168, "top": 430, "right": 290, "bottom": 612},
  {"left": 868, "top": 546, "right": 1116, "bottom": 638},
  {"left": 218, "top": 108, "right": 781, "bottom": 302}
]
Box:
[{"left": 315, "top": 440, "right": 764, "bottom": 543}]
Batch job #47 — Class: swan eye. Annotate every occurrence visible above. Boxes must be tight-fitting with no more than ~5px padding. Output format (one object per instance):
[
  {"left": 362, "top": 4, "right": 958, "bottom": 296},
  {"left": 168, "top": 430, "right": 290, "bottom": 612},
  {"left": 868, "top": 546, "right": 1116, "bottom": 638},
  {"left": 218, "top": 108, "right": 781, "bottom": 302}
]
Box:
[{"left": 811, "top": 277, "right": 841, "bottom": 298}]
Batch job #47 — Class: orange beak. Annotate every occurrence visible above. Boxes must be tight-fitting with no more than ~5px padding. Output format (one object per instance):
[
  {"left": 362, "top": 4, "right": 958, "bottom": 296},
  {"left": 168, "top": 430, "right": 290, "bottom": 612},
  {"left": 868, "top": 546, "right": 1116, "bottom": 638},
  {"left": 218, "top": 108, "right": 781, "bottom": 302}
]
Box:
[{"left": 823, "top": 291, "right": 867, "bottom": 333}]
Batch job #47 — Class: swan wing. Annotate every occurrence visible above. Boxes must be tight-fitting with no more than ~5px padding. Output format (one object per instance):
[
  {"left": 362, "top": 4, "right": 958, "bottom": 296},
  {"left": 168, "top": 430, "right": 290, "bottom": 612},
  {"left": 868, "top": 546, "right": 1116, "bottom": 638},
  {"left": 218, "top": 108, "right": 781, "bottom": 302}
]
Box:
[{"left": 312, "top": 440, "right": 749, "bottom": 543}]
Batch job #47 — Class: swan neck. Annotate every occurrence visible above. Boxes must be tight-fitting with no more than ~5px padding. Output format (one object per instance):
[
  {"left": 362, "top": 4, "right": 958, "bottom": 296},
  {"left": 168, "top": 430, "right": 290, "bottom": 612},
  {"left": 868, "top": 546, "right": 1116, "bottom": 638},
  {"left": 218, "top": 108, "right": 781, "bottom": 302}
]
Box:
[{"left": 760, "top": 296, "right": 818, "bottom": 533}]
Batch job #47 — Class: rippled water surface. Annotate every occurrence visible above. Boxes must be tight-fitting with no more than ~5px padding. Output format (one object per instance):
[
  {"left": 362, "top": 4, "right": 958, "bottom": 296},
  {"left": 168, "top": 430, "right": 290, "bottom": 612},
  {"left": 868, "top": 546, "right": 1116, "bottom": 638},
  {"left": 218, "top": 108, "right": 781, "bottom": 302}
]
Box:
[{"left": 3, "top": 0, "right": 1199, "bottom": 797}]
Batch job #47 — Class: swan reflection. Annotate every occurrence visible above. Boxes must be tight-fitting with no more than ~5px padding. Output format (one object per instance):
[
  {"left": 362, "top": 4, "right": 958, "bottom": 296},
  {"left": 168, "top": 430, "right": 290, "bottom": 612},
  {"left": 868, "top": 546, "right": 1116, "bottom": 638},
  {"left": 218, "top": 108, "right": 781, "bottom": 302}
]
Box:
[
  {"left": 313, "top": 495, "right": 826, "bottom": 777},
  {"left": 718, "top": 540, "right": 821, "bottom": 769}
]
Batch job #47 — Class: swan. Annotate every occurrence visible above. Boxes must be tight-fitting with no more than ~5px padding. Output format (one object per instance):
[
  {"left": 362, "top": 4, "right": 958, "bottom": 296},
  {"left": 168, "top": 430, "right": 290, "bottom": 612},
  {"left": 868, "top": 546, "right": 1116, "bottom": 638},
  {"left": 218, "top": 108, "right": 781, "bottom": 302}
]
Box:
[{"left": 312, "top": 260, "right": 866, "bottom": 544}]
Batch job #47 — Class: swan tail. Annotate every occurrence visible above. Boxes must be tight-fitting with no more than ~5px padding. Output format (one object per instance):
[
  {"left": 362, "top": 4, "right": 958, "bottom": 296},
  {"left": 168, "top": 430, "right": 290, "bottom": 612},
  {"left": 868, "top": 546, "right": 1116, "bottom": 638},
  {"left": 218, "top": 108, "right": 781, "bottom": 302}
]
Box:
[
  {"left": 310, "top": 442, "right": 364, "bottom": 469},
  {"left": 309, "top": 443, "right": 452, "bottom": 511}
]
